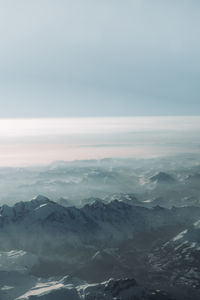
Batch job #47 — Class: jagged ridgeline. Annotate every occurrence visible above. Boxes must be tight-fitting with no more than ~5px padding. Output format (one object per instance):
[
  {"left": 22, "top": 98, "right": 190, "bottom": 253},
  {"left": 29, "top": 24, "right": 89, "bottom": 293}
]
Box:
[
  {"left": 0, "top": 192, "right": 200, "bottom": 299},
  {"left": 0, "top": 155, "right": 200, "bottom": 299}
]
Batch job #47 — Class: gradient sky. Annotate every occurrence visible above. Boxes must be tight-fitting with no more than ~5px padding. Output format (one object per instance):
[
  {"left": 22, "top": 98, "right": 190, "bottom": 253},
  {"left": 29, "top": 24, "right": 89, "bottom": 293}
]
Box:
[{"left": 0, "top": 0, "right": 199, "bottom": 117}]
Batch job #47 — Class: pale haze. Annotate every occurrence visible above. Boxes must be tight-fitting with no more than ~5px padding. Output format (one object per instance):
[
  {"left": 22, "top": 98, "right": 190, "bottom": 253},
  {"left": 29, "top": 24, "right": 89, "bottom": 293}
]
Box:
[
  {"left": 0, "top": 116, "right": 199, "bottom": 166},
  {"left": 0, "top": 1, "right": 199, "bottom": 165}
]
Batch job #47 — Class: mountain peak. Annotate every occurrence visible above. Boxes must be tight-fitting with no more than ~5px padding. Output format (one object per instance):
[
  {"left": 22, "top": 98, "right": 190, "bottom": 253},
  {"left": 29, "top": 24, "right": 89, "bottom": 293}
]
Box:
[
  {"left": 150, "top": 172, "right": 175, "bottom": 183},
  {"left": 31, "top": 195, "right": 51, "bottom": 204}
]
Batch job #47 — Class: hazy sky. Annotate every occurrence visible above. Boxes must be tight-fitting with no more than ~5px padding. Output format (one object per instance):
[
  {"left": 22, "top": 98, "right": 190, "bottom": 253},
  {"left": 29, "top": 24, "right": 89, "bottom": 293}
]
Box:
[
  {"left": 0, "top": 1, "right": 199, "bottom": 117},
  {"left": 0, "top": 117, "right": 199, "bottom": 166}
]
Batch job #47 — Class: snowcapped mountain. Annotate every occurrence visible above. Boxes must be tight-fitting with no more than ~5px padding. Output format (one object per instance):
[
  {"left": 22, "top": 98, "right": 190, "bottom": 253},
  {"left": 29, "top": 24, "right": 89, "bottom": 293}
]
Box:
[
  {"left": 1, "top": 155, "right": 200, "bottom": 208},
  {"left": 103, "top": 193, "right": 142, "bottom": 206},
  {"left": 16, "top": 276, "right": 174, "bottom": 300},
  {"left": 1, "top": 195, "right": 200, "bottom": 253},
  {"left": 149, "top": 219, "right": 200, "bottom": 293},
  {"left": 0, "top": 249, "right": 175, "bottom": 300},
  {"left": 0, "top": 195, "right": 200, "bottom": 299}
]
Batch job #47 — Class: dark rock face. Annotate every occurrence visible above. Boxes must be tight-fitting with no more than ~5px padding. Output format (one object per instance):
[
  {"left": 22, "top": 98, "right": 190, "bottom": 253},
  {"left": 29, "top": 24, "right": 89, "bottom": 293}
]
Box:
[
  {"left": 149, "top": 220, "right": 200, "bottom": 298},
  {"left": 0, "top": 196, "right": 200, "bottom": 299},
  {"left": 150, "top": 172, "right": 175, "bottom": 184}
]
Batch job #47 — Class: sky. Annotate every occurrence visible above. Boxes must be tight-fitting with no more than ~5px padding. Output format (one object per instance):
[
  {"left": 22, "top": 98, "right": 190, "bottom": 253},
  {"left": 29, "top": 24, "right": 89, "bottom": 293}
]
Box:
[
  {"left": 0, "top": 0, "right": 199, "bottom": 117},
  {"left": 0, "top": 117, "right": 199, "bottom": 166},
  {"left": 0, "top": 2, "right": 200, "bottom": 165}
]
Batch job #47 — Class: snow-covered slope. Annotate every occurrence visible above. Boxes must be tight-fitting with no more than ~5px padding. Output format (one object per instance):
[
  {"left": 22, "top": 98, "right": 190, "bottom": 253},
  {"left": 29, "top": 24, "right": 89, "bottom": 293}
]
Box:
[
  {"left": 0, "top": 251, "right": 174, "bottom": 300},
  {"left": 1, "top": 196, "right": 200, "bottom": 299},
  {"left": 149, "top": 219, "right": 200, "bottom": 289},
  {"left": 0, "top": 250, "right": 39, "bottom": 300},
  {"left": 1, "top": 195, "right": 200, "bottom": 253},
  {"left": 103, "top": 193, "right": 142, "bottom": 206},
  {"left": 0, "top": 250, "right": 38, "bottom": 273},
  {"left": 16, "top": 276, "right": 80, "bottom": 300},
  {"left": 16, "top": 276, "right": 174, "bottom": 300}
]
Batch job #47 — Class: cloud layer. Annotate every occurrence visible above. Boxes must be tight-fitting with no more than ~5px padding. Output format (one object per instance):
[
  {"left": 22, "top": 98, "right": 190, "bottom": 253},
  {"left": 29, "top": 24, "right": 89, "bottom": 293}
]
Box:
[{"left": 0, "top": 117, "right": 199, "bottom": 166}]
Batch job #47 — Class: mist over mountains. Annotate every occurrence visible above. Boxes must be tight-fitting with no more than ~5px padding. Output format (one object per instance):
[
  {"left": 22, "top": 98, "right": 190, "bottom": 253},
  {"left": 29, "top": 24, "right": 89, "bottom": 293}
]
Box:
[
  {"left": 1, "top": 154, "right": 200, "bottom": 208},
  {"left": 0, "top": 154, "right": 200, "bottom": 299},
  {"left": 1, "top": 0, "right": 200, "bottom": 298}
]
